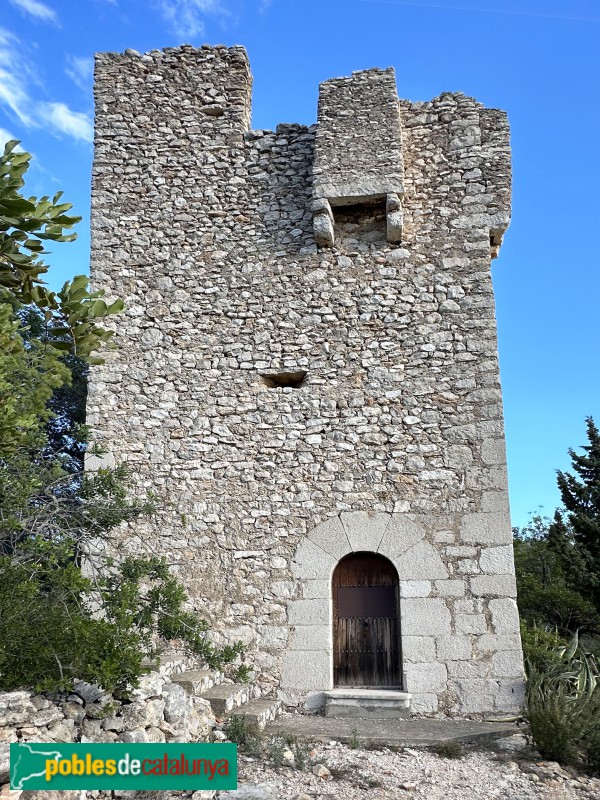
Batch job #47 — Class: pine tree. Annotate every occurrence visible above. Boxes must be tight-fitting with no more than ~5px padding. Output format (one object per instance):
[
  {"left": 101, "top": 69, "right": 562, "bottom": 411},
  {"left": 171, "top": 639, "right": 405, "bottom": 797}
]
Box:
[{"left": 556, "top": 417, "right": 600, "bottom": 608}]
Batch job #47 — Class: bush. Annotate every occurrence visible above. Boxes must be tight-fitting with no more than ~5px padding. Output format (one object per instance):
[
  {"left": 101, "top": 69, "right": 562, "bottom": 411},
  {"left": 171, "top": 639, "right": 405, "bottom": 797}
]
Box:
[
  {"left": 431, "top": 740, "right": 464, "bottom": 759},
  {"left": 525, "top": 632, "right": 600, "bottom": 773},
  {"left": 520, "top": 621, "right": 569, "bottom": 674},
  {"left": 224, "top": 716, "right": 261, "bottom": 755},
  {"left": 0, "top": 538, "right": 242, "bottom": 695},
  {"left": 528, "top": 677, "right": 600, "bottom": 770}
]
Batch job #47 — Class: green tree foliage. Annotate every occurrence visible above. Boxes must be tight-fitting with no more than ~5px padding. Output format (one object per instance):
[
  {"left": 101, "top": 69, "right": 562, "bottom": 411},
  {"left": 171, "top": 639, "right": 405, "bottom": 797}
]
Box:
[
  {"left": 513, "top": 515, "right": 600, "bottom": 637},
  {"left": 0, "top": 379, "right": 243, "bottom": 692},
  {"left": 0, "top": 151, "right": 242, "bottom": 694},
  {"left": 0, "top": 540, "right": 242, "bottom": 694},
  {"left": 557, "top": 417, "right": 600, "bottom": 608},
  {"left": 17, "top": 304, "right": 89, "bottom": 470},
  {"left": 0, "top": 140, "right": 123, "bottom": 361},
  {"left": 519, "top": 621, "right": 568, "bottom": 674},
  {"left": 0, "top": 299, "right": 70, "bottom": 458}
]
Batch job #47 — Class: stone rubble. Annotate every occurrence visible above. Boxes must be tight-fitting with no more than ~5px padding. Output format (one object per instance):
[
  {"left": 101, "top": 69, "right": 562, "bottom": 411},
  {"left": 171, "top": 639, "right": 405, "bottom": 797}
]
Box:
[
  {"left": 2, "top": 734, "right": 599, "bottom": 799},
  {"left": 224, "top": 739, "right": 600, "bottom": 800},
  {"left": 0, "top": 672, "right": 216, "bottom": 749}
]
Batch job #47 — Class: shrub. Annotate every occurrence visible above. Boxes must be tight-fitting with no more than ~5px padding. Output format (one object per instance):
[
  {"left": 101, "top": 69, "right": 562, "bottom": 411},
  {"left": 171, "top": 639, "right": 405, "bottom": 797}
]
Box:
[
  {"left": 520, "top": 621, "right": 569, "bottom": 674},
  {"left": 224, "top": 716, "right": 261, "bottom": 755},
  {"left": 432, "top": 740, "right": 464, "bottom": 759},
  {"left": 0, "top": 539, "right": 243, "bottom": 695},
  {"left": 525, "top": 631, "right": 600, "bottom": 773}
]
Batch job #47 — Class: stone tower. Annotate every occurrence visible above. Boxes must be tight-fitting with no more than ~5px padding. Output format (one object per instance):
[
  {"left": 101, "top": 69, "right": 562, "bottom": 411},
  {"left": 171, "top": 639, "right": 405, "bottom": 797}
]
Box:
[{"left": 88, "top": 44, "right": 524, "bottom": 716}]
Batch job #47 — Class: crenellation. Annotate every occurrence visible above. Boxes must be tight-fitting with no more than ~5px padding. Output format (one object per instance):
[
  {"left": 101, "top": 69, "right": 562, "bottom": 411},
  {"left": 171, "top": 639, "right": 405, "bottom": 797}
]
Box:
[{"left": 87, "top": 44, "right": 523, "bottom": 717}]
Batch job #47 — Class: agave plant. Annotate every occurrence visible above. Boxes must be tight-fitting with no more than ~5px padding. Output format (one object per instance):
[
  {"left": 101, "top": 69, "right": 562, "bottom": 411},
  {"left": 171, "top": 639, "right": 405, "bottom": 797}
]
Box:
[
  {"left": 526, "top": 631, "right": 600, "bottom": 770},
  {"left": 528, "top": 630, "right": 599, "bottom": 701}
]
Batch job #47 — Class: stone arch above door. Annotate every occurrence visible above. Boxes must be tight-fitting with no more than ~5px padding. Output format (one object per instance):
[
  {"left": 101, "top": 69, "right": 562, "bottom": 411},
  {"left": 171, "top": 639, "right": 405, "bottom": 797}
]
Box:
[{"left": 280, "top": 511, "right": 449, "bottom": 703}]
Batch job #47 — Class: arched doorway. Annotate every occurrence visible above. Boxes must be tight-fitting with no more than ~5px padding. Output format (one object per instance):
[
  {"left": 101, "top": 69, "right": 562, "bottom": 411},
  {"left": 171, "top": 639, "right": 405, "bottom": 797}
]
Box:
[{"left": 332, "top": 552, "right": 401, "bottom": 687}]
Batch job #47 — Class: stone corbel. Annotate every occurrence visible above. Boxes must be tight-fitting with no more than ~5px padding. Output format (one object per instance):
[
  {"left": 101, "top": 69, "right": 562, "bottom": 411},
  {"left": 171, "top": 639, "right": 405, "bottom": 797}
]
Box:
[
  {"left": 312, "top": 198, "right": 335, "bottom": 248},
  {"left": 489, "top": 228, "right": 505, "bottom": 260},
  {"left": 386, "top": 193, "right": 403, "bottom": 243}
]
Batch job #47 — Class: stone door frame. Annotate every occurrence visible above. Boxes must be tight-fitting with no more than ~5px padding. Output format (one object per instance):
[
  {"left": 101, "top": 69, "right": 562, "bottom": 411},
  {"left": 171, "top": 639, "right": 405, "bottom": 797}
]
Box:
[
  {"left": 280, "top": 511, "right": 447, "bottom": 705},
  {"left": 332, "top": 550, "right": 401, "bottom": 687}
]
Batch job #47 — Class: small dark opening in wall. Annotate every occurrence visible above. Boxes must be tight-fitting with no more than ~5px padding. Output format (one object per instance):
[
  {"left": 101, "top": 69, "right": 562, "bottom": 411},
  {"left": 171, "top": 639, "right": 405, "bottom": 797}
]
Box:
[
  {"left": 332, "top": 199, "right": 387, "bottom": 247},
  {"left": 261, "top": 370, "right": 307, "bottom": 388}
]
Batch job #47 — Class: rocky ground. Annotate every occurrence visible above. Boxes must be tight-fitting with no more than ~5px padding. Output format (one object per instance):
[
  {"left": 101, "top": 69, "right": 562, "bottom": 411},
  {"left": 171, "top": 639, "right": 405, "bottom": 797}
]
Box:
[
  {"left": 2, "top": 734, "right": 599, "bottom": 799},
  {"left": 221, "top": 735, "right": 600, "bottom": 800}
]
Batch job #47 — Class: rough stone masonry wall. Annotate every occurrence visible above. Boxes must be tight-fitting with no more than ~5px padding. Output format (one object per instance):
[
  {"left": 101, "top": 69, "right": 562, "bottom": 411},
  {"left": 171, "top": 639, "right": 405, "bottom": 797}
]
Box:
[
  {"left": 313, "top": 67, "right": 404, "bottom": 203},
  {"left": 87, "top": 44, "right": 523, "bottom": 716},
  {"left": 0, "top": 673, "right": 216, "bottom": 747}
]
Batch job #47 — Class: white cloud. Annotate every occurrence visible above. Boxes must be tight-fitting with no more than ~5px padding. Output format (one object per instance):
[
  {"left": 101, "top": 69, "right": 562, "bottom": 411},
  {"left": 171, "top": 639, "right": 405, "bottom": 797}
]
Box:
[
  {"left": 66, "top": 55, "right": 94, "bottom": 90},
  {"left": 0, "top": 127, "right": 24, "bottom": 151},
  {"left": 157, "top": 0, "right": 229, "bottom": 39},
  {"left": 0, "top": 28, "right": 92, "bottom": 143},
  {"left": 39, "top": 102, "right": 93, "bottom": 142},
  {"left": 0, "top": 28, "right": 18, "bottom": 67},
  {"left": 0, "top": 66, "right": 34, "bottom": 125},
  {"left": 9, "top": 0, "right": 58, "bottom": 24}
]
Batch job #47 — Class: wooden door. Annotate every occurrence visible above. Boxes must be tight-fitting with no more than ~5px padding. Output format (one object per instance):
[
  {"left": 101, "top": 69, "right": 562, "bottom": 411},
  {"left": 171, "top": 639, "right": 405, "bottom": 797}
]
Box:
[{"left": 332, "top": 552, "right": 401, "bottom": 687}]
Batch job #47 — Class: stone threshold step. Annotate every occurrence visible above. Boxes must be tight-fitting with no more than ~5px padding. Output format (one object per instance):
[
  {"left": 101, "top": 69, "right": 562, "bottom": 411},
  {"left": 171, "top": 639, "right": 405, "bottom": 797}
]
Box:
[
  {"left": 265, "top": 716, "right": 523, "bottom": 748},
  {"left": 230, "top": 699, "right": 282, "bottom": 731},
  {"left": 325, "top": 689, "right": 411, "bottom": 719},
  {"left": 201, "top": 684, "right": 250, "bottom": 717},
  {"left": 142, "top": 652, "right": 189, "bottom": 677},
  {"left": 171, "top": 669, "right": 224, "bottom": 696}
]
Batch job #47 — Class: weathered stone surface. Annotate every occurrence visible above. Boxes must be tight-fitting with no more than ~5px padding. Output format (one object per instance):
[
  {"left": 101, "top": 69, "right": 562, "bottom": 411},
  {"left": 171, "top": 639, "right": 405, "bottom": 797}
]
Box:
[
  {"left": 281, "top": 651, "right": 331, "bottom": 691},
  {"left": 402, "top": 637, "right": 436, "bottom": 663},
  {"left": 131, "top": 671, "right": 167, "bottom": 700},
  {"left": 401, "top": 599, "right": 452, "bottom": 636},
  {"left": 291, "top": 539, "right": 335, "bottom": 580},
  {"left": 396, "top": 540, "right": 448, "bottom": 580},
  {"left": 0, "top": 673, "right": 216, "bottom": 747},
  {"left": 340, "top": 511, "right": 390, "bottom": 552},
  {"left": 489, "top": 598, "right": 521, "bottom": 635},
  {"left": 492, "top": 650, "right": 525, "bottom": 677},
  {"left": 460, "top": 513, "right": 512, "bottom": 545},
  {"left": 450, "top": 679, "right": 500, "bottom": 714},
  {"left": 379, "top": 517, "right": 426, "bottom": 558},
  {"left": 0, "top": 693, "right": 35, "bottom": 726},
  {"left": 306, "top": 517, "right": 350, "bottom": 560},
  {"left": 85, "top": 46, "right": 521, "bottom": 715},
  {"left": 404, "top": 663, "right": 448, "bottom": 694},
  {"left": 313, "top": 68, "right": 403, "bottom": 204},
  {"left": 435, "top": 580, "right": 465, "bottom": 597},
  {"left": 289, "top": 625, "right": 328, "bottom": 651},
  {"left": 435, "top": 636, "right": 472, "bottom": 661},
  {"left": 479, "top": 545, "right": 514, "bottom": 574},
  {"left": 455, "top": 613, "right": 488, "bottom": 635},
  {"left": 471, "top": 574, "right": 517, "bottom": 597},
  {"left": 399, "top": 580, "right": 431, "bottom": 598},
  {"left": 161, "top": 683, "right": 190, "bottom": 729},
  {"left": 287, "top": 599, "right": 329, "bottom": 626},
  {"left": 120, "top": 728, "right": 150, "bottom": 743},
  {"left": 61, "top": 701, "right": 85, "bottom": 722},
  {"left": 72, "top": 680, "right": 106, "bottom": 704},
  {"left": 0, "top": 743, "right": 9, "bottom": 783}
]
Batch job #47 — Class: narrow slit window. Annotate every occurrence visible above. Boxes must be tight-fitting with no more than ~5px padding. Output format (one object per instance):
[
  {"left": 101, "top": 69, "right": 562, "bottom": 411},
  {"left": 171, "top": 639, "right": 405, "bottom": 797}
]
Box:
[{"left": 260, "top": 370, "right": 307, "bottom": 388}]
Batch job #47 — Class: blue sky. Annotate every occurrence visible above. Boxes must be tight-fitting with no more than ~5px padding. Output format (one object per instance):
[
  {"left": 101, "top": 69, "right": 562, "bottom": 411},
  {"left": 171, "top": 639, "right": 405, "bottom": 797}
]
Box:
[{"left": 1, "top": 0, "right": 598, "bottom": 527}]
